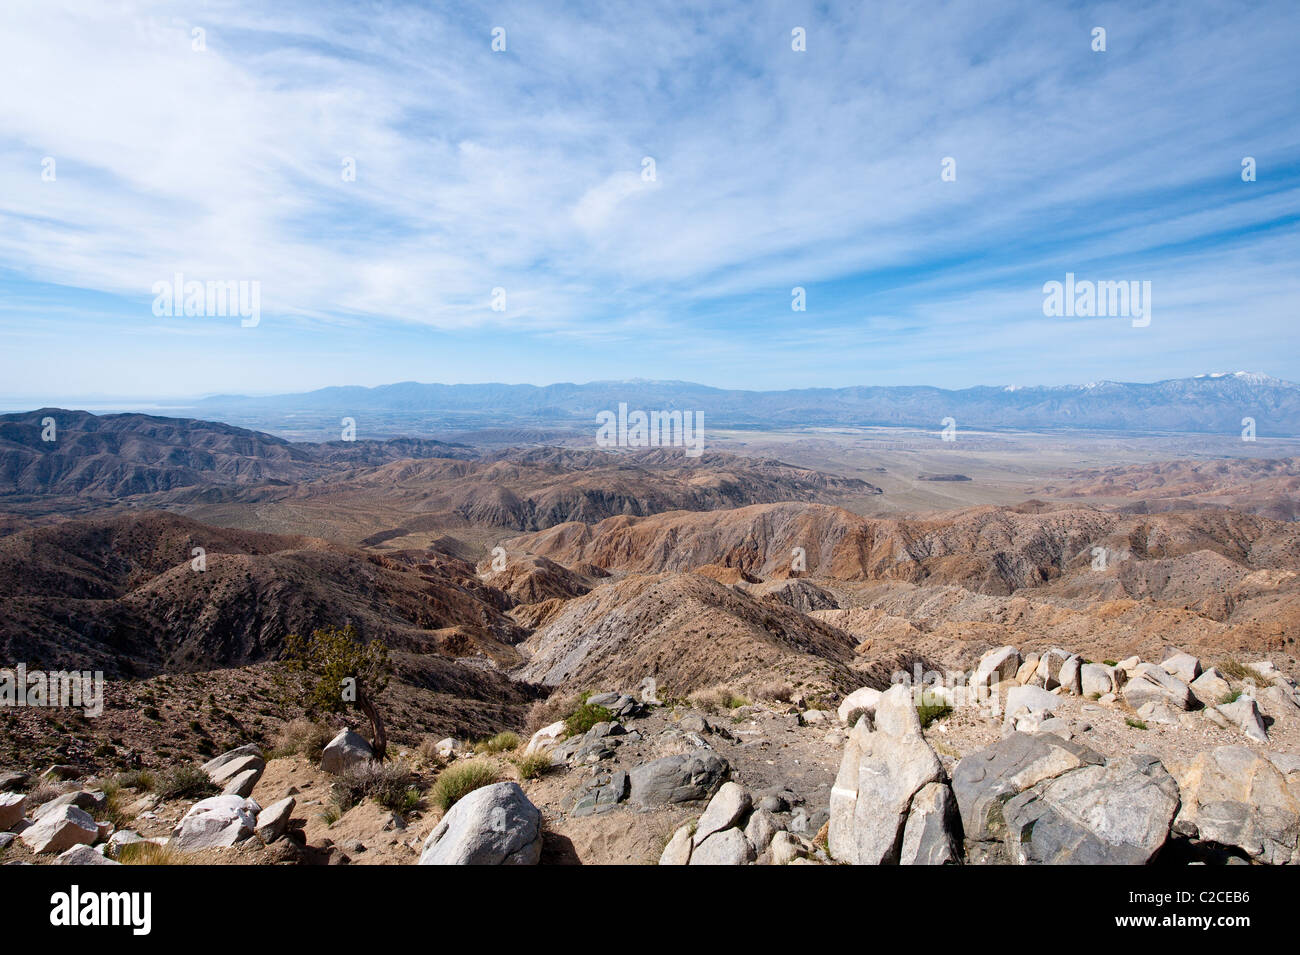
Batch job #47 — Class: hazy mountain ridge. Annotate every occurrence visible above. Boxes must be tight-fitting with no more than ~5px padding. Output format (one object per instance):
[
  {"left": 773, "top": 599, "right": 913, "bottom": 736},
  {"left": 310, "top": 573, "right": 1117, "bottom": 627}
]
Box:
[{"left": 188, "top": 372, "right": 1300, "bottom": 436}]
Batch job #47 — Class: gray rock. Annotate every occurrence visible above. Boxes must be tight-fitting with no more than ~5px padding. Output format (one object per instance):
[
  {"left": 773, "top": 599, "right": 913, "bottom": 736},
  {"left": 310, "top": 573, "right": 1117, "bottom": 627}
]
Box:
[
  {"left": 418, "top": 781, "right": 541, "bottom": 865},
  {"left": 1002, "top": 754, "right": 1179, "bottom": 864},
  {"left": 770, "top": 830, "right": 811, "bottom": 865},
  {"left": 972, "top": 646, "right": 1022, "bottom": 689},
  {"left": 693, "top": 781, "right": 751, "bottom": 846},
  {"left": 1216, "top": 695, "right": 1268, "bottom": 741},
  {"left": 570, "top": 770, "right": 628, "bottom": 816},
  {"left": 1173, "top": 746, "right": 1300, "bottom": 865},
  {"left": 320, "top": 729, "right": 374, "bottom": 775},
  {"left": 0, "top": 832, "right": 14, "bottom": 849},
  {"left": 899, "top": 782, "right": 961, "bottom": 865},
  {"left": 1258, "top": 685, "right": 1300, "bottom": 719},
  {"left": 56, "top": 845, "right": 120, "bottom": 865},
  {"left": 678, "top": 713, "right": 712, "bottom": 734},
  {"left": 106, "top": 830, "right": 147, "bottom": 858},
  {"left": 1122, "top": 664, "right": 1194, "bottom": 711},
  {"left": 200, "top": 744, "right": 262, "bottom": 776},
  {"left": 170, "top": 794, "right": 260, "bottom": 852},
  {"left": 1137, "top": 700, "right": 1182, "bottom": 726},
  {"left": 744, "top": 808, "right": 779, "bottom": 852},
  {"left": 688, "top": 827, "right": 754, "bottom": 865},
  {"left": 208, "top": 754, "right": 265, "bottom": 789},
  {"left": 628, "top": 752, "right": 729, "bottom": 807},
  {"left": 1161, "top": 652, "right": 1202, "bottom": 683},
  {"left": 1034, "top": 649, "right": 1073, "bottom": 690},
  {"left": 1081, "top": 663, "right": 1117, "bottom": 697},
  {"left": 659, "top": 824, "right": 693, "bottom": 865},
  {"left": 1002, "top": 685, "right": 1061, "bottom": 725},
  {"left": 829, "top": 684, "right": 944, "bottom": 865},
  {"left": 0, "top": 772, "right": 29, "bottom": 791},
  {"left": 222, "top": 768, "right": 262, "bottom": 798},
  {"left": 837, "top": 687, "right": 884, "bottom": 724},
  {"left": 1190, "top": 667, "right": 1231, "bottom": 705},
  {"left": 255, "top": 796, "right": 296, "bottom": 843},
  {"left": 19, "top": 804, "right": 98, "bottom": 854},
  {"left": 33, "top": 790, "right": 106, "bottom": 820},
  {"left": 1057, "top": 655, "right": 1083, "bottom": 695},
  {"left": 951, "top": 732, "right": 1103, "bottom": 845},
  {"left": 0, "top": 792, "right": 26, "bottom": 831}
]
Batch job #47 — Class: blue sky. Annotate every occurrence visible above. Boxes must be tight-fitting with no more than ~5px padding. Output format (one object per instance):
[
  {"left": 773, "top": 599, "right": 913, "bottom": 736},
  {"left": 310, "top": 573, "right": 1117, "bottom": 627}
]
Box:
[{"left": 1, "top": 0, "right": 1298, "bottom": 401}]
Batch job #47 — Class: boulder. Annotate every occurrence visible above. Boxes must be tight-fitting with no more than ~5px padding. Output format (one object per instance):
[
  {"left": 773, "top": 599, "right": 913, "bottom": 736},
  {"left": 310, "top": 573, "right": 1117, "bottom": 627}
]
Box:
[
  {"left": 829, "top": 684, "right": 944, "bottom": 865},
  {"left": 1081, "top": 663, "right": 1117, "bottom": 697},
  {"left": 523, "top": 722, "right": 566, "bottom": 756},
  {"left": 688, "top": 827, "right": 754, "bottom": 866},
  {"left": 1217, "top": 695, "right": 1268, "bottom": 742},
  {"left": 1002, "top": 754, "right": 1179, "bottom": 864},
  {"left": 434, "top": 738, "right": 461, "bottom": 758},
  {"left": 208, "top": 754, "right": 265, "bottom": 789},
  {"left": 1002, "top": 684, "right": 1061, "bottom": 725},
  {"left": 170, "top": 794, "right": 260, "bottom": 852},
  {"left": 899, "top": 782, "right": 961, "bottom": 865},
  {"left": 33, "top": 790, "right": 106, "bottom": 820},
  {"left": 628, "top": 752, "right": 729, "bottom": 807},
  {"left": 1057, "top": 654, "right": 1083, "bottom": 695},
  {"left": 418, "top": 782, "right": 541, "bottom": 865},
  {"left": 56, "top": 845, "right": 120, "bottom": 865},
  {"left": 951, "top": 732, "right": 1103, "bottom": 845},
  {"left": 693, "top": 782, "right": 751, "bottom": 846},
  {"left": 19, "top": 804, "right": 99, "bottom": 854},
  {"left": 106, "top": 830, "right": 147, "bottom": 857},
  {"left": 1190, "top": 667, "right": 1231, "bottom": 705},
  {"left": 255, "top": 796, "right": 296, "bottom": 844},
  {"left": 0, "top": 771, "right": 29, "bottom": 791},
  {"left": 1015, "top": 652, "right": 1041, "bottom": 685},
  {"left": 1033, "top": 649, "right": 1073, "bottom": 690},
  {"left": 837, "top": 687, "right": 883, "bottom": 724},
  {"left": 200, "top": 744, "right": 261, "bottom": 776},
  {"left": 972, "top": 646, "right": 1022, "bottom": 690},
  {"left": 1258, "top": 685, "right": 1300, "bottom": 719},
  {"left": 1161, "top": 652, "right": 1202, "bottom": 684},
  {"left": 1173, "top": 746, "right": 1300, "bottom": 865},
  {"left": 770, "top": 830, "right": 812, "bottom": 865},
  {"left": 570, "top": 770, "right": 628, "bottom": 816},
  {"left": 1122, "top": 664, "right": 1194, "bottom": 711},
  {"left": 744, "top": 808, "right": 779, "bottom": 853},
  {"left": 659, "top": 824, "right": 694, "bottom": 865},
  {"left": 0, "top": 792, "right": 26, "bottom": 831},
  {"left": 1137, "top": 700, "right": 1182, "bottom": 726},
  {"left": 222, "top": 768, "right": 262, "bottom": 798},
  {"left": 320, "top": 729, "right": 374, "bottom": 775}
]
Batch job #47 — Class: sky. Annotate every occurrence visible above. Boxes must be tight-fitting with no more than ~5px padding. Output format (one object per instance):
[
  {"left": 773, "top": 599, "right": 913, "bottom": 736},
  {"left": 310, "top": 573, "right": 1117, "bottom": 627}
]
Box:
[{"left": 1, "top": 0, "right": 1298, "bottom": 401}]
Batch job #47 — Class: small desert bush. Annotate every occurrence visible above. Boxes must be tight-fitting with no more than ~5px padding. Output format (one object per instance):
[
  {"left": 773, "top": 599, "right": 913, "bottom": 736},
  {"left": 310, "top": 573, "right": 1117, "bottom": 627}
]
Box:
[
  {"left": 155, "top": 765, "right": 218, "bottom": 801},
  {"left": 1219, "top": 689, "right": 1243, "bottom": 705},
  {"left": 113, "top": 769, "right": 157, "bottom": 792},
  {"left": 916, "top": 701, "right": 953, "bottom": 729},
  {"left": 474, "top": 731, "right": 521, "bottom": 755},
  {"left": 754, "top": 681, "right": 795, "bottom": 703},
  {"left": 431, "top": 761, "right": 499, "bottom": 812},
  {"left": 270, "top": 718, "right": 332, "bottom": 761},
  {"left": 332, "top": 761, "right": 421, "bottom": 813},
  {"left": 526, "top": 691, "right": 584, "bottom": 733},
  {"left": 1126, "top": 718, "right": 1148, "bottom": 731},
  {"left": 564, "top": 703, "right": 613, "bottom": 738},
  {"left": 689, "top": 685, "right": 749, "bottom": 712},
  {"left": 514, "top": 751, "right": 552, "bottom": 780},
  {"left": 1218, "top": 659, "right": 1266, "bottom": 685},
  {"left": 416, "top": 737, "right": 449, "bottom": 764},
  {"left": 118, "top": 842, "right": 188, "bottom": 865}
]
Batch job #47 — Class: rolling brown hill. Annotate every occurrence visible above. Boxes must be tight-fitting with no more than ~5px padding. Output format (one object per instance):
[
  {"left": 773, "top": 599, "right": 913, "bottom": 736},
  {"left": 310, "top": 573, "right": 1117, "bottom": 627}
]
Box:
[{"left": 516, "top": 571, "right": 860, "bottom": 697}]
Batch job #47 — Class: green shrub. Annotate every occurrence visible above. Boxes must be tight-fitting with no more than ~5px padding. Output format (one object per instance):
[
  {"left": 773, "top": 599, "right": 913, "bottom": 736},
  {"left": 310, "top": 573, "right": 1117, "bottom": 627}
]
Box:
[
  {"left": 564, "top": 703, "right": 613, "bottom": 738},
  {"left": 155, "top": 765, "right": 218, "bottom": 800},
  {"left": 514, "top": 752, "right": 552, "bottom": 780},
  {"left": 916, "top": 701, "right": 953, "bottom": 729},
  {"left": 1219, "top": 689, "right": 1243, "bottom": 705},
  {"left": 431, "top": 761, "right": 499, "bottom": 812},
  {"left": 332, "top": 760, "right": 422, "bottom": 813},
  {"left": 474, "top": 731, "right": 521, "bottom": 754},
  {"left": 1126, "top": 718, "right": 1148, "bottom": 731}
]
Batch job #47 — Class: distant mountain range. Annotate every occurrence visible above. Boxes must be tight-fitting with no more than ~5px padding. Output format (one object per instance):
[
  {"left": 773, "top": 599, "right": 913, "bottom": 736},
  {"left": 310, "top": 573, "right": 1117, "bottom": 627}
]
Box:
[{"left": 184, "top": 372, "right": 1300, "bottom": 438}]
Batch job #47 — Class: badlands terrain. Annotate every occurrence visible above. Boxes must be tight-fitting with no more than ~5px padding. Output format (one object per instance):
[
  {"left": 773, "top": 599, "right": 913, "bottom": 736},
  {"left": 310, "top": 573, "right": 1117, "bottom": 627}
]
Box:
[{"left": 1, "top": 406, "right": 1298, "bottom": 865}]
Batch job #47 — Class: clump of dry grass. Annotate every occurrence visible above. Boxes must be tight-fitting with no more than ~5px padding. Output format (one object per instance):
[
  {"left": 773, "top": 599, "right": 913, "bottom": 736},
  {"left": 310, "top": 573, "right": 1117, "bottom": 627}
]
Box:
[
  {"left": 118, "top": 841, "right": 189, "bottom": 865},
  {"left": 269, "top": 718, "right": 333, "bottom": 761},
  {"left": 430, "top": 761, "right": 499, "bottom": 812},
  {"left": 689, "top": 684, "right": 750, "bottom": 712},
  {"left": 526, "top": 691, "right": 585, "bottom": 733}
]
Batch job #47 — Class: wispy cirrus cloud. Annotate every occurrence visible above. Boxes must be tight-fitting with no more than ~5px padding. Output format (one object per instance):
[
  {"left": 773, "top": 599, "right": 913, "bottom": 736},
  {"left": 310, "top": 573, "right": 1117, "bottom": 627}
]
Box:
[{"left": 0, "top": 0, "right": 1297, "bottom": 397}]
